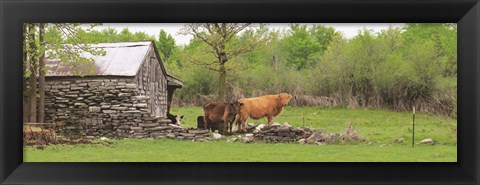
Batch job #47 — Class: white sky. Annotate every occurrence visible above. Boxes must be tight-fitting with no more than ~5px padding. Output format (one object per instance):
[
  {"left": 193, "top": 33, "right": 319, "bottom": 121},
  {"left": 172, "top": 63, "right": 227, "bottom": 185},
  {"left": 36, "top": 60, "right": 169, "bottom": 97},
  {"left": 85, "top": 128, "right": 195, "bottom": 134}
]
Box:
[{"left": 92, "top": 23, "right": 405, "bottom": 45}]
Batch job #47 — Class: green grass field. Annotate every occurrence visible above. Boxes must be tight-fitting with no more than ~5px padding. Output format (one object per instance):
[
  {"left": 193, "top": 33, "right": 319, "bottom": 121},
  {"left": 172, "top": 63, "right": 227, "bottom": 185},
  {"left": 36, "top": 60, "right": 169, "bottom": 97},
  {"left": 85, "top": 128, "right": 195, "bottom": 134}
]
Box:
[
  {"left": 172, "top": 106, "right": 457, "bottom": 145},
  {"left": 24, "top": 139, "right": 456, "bottom": 162},
  {"left": 24, "top": 106, "right": 457, "bottom": 162}
]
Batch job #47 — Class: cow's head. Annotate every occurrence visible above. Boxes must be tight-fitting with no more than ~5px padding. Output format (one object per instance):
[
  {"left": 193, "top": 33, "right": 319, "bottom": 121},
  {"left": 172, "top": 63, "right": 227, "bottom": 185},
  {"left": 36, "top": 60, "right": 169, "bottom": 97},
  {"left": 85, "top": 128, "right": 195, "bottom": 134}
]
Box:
[
  {"left": 278, "top": 93, "right": 293, "bottom": 106},
  {"left": 175, "top": 115, "right": 184, "bottom": 125},
  {"left": 229, "top": 100, "right": 244, "bottom": 115}
]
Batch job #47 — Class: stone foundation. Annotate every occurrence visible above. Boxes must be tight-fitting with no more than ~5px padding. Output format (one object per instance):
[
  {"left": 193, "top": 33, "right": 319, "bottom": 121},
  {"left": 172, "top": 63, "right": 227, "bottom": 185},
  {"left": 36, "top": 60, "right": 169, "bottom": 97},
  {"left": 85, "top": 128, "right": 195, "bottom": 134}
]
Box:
[{"left": 44, "top": 77, "right": 169, "bottom": 138}]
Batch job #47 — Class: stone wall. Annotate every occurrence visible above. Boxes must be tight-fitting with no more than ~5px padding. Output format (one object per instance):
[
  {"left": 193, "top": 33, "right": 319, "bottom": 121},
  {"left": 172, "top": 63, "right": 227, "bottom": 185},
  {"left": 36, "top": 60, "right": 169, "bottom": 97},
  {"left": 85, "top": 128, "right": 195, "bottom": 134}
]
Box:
[
  {"left": 44, "top": 77, "right": 168, "bottom": 138},
  {"left": 148, "top": 125, "right": 211, "bottom": 142}
]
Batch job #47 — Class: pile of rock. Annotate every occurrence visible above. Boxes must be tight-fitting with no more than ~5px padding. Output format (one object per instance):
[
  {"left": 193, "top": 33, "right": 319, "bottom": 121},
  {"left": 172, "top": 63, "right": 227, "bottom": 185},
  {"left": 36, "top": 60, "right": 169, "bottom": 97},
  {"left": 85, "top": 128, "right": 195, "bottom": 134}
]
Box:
[
  {"left": 253, "top": 123, "right": 313, "bottom": 143},
  {"left": 227, "top": 134, "right": 255, "bottom": 143},
  {"left": 116, "top": 117, "right": 171, "bottom": 138},
  {"left": 299, "top": 123, "right": 365, "bottom": 145},
  {"left": 84, "top": 123, "right": 212, "bottom": 141},
  {"left": 252, "top": 122, "right": 365, "bottom": 145},
  {"left": 148, "top": 125, "right": 212, "bottom": 142},
  {"left": 298, "top": 130, "right": 337, "bottom": 145}
]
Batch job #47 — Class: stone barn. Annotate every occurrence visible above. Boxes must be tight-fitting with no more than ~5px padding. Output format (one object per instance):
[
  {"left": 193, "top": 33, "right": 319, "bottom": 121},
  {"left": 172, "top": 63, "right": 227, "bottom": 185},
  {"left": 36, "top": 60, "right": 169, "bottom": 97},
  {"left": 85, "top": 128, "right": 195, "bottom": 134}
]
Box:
[{"left": 44, "top": 41, "right": 183, "bottom": 138}]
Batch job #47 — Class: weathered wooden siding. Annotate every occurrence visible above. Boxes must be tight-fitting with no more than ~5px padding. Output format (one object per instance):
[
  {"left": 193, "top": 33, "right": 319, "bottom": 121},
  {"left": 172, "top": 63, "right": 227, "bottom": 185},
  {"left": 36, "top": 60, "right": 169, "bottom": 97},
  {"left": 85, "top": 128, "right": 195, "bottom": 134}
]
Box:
[{"left": 135, "top": 47, "right": 168, "bottom": 118}]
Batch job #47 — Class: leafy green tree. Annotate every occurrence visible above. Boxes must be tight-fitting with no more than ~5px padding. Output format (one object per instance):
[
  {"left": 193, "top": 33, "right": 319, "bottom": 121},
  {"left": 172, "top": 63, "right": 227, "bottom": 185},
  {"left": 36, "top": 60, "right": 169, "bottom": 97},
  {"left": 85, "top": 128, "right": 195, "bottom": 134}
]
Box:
[
  {"left": 345, "top": 29, "right": 387, "bottom": 105},
  {"left": 281, "top": 24, "right": 338, "bottom": 70},
  {"left": 180, "top": 23, "right": 266, "bottom": 101},
  {"left": 70, "top": 27, "right": 156, "bottom": 44},
  {"left": 23, "top": 23, "right": 104, "bottom": 122},
  {"left": 71, "top": 27, "right": 179, "bottom": 67},
  {"left": 25, "top": 23, "right": 38, "bottom": 122},
  {"left": 173, "top": 23, "right": 457, "bottom": 116},
  {"left": 156, "top": 29, "right": 176, "bottom": 62},
  {"left": 377, "top": 26, "right": 403, "bottom": 53},
  {"left": 315, "top": 33, "right": 347, "bottom": 96},
  {"left": 402, "top": 23, "right": 457, "bottom": 77},
  {"left": 309, "top": 24, "right": 338, "bottom": 55},
  {"left": 282, "top": 24, "right": 321, "bottom": 70}
]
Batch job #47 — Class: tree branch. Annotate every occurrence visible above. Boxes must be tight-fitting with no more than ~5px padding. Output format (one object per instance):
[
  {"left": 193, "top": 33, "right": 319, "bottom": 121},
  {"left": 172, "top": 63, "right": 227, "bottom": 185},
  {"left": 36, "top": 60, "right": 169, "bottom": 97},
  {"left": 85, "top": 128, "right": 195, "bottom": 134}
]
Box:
[
  {"left": 190, "top": 59, "right": 221, "bottom": 72},
  {"left": 225, "top": 23, "right": 251, "bottom": 42},
  {"left": 227, "top": 46, "right": 254, "bottom": 58},
  {"left": 189, "top": 24, "right": 216, "bottom": 48}
]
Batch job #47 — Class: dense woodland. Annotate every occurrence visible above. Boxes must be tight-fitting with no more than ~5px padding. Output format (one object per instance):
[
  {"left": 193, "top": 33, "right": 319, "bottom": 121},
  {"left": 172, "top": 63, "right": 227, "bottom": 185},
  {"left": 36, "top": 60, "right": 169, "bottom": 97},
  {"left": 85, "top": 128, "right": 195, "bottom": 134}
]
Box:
[
  {"left": 26, "top": 23, "right": 457, "bottom": 121},
  {"left": 171, "top": 24, "right": 456, "bottom": 117}
]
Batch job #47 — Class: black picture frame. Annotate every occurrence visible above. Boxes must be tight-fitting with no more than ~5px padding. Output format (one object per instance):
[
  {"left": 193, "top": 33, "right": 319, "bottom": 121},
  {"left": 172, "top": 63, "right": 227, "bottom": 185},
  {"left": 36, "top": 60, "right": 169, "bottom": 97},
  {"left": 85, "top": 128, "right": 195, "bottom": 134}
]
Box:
[{"left": 1, "top": 0, "right": 479, "bottom": 184}]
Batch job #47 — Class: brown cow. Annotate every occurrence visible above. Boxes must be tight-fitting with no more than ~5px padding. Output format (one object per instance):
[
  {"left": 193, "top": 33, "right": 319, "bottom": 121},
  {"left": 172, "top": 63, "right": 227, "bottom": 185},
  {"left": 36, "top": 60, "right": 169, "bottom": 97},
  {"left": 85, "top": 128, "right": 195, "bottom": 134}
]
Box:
[
  {"left": 236, "top": 93, "right": 292, "bottom": 132},
  {"left": 197, "top": 115, "right": 220, "bottom": 132},
  {"left": 203, "top": 101, "right": 243, "bottom": 134}
]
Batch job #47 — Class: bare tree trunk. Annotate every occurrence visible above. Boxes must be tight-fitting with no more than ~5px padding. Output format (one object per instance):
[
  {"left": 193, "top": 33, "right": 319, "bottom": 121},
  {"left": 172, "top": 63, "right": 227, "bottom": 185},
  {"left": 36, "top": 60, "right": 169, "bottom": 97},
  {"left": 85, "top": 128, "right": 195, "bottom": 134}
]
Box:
[
  {"left": 218, "top": 44, "right": 228, "bottom": 102},
  {"left": 28, "top": 23, "right": 37, "bottom": 123},
  {"left": 28, "top": 61, "right": 37, "bottom": 123},
  {"left": 23, "top": 24, "right": 30, "bottom": 122},
  {"left": 272, "top": 55, "right": 278, "bottom": 73},
  {"left": 182, "top": 23, "right": 255, "bottom": 102},
  {"left": 272, "top": 55, "right": 279, "bottom": 93},
  {"left": 218, "top": 63, "right": 226, "bottom": 102},
  {"left": 38, "top": 23, "right": 46, "bottom": 123}
]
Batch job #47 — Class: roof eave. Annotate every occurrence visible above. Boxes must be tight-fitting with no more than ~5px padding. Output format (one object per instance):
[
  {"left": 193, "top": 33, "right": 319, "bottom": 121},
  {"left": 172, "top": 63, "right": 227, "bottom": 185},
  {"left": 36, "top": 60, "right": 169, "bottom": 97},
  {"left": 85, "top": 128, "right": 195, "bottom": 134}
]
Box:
[{"left": 166, "top": 74, "right": 184, "bottom": 87}]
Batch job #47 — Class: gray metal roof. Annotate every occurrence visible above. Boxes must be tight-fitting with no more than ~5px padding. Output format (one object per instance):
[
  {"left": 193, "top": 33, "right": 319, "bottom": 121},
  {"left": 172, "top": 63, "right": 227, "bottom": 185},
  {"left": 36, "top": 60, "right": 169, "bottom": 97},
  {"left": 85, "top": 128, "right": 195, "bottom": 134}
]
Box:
[{"left": 46, "top": 41, "right": 155, "bottom": 77}]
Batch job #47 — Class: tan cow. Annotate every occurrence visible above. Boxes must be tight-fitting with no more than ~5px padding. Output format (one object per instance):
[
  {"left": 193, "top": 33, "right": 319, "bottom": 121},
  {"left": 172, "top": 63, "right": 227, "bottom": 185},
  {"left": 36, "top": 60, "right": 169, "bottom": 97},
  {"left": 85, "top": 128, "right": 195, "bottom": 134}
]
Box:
[{"left": 236, "top": 93, "right": 292, "bottom": 132}]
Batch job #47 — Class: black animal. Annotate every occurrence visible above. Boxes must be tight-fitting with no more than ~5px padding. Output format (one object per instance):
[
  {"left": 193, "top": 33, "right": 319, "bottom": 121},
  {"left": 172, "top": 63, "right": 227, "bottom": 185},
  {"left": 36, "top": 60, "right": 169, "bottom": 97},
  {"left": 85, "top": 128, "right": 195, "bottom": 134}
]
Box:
[
  {"left": 167, "top": 113, "right": 184, "bottom": 125},
  {"left": 197, "top": 116, "right": 223, "bottom": 132}
]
